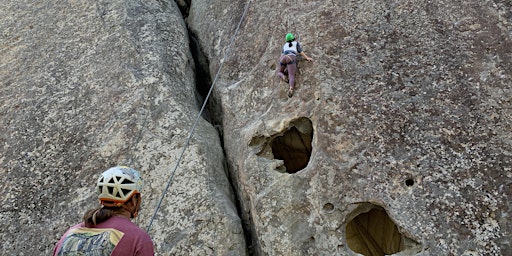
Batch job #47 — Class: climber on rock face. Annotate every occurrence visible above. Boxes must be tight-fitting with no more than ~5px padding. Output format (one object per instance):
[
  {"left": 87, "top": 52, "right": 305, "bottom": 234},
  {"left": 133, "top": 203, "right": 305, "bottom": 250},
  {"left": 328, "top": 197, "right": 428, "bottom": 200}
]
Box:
[{"left": 276, "top": 33, "right": 314, "bottom": 97}]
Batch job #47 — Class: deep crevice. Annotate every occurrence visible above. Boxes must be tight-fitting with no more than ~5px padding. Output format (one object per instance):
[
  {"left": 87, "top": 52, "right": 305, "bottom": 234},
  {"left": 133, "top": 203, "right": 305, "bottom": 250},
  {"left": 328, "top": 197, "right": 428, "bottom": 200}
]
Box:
[
  {"left": 188, "top": 30, "right": 212, "bottom": 104},
  {"left": 179, "top": 3, "right": 255, "bottom": 255},
  {"left": 175, "top": 0, "right": 191, "bottom": 18}
]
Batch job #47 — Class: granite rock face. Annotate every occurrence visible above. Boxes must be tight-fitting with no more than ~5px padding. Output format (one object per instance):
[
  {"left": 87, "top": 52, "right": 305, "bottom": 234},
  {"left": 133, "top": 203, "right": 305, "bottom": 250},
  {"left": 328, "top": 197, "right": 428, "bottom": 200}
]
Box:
[
  {"left": 187, "top": 0, "right": 512, "bottom": 255},
  {"left": 2, "top": 0, "right": 512, "bottom": 255},
  {"left": 0, "top": 0, "right": 244, "bottom": 255}
]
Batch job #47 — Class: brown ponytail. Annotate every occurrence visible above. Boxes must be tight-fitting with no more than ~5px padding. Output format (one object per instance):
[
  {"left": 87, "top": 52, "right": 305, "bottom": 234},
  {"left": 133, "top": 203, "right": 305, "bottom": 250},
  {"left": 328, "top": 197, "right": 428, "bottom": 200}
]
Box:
[{"left": 83, "top": 206, "right": 119, "bottom": 227}]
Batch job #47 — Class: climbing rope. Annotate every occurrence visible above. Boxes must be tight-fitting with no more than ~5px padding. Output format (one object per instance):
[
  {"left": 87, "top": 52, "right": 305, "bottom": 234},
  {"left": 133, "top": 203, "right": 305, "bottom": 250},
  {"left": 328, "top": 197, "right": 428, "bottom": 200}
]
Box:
[{"left": 146, "top": 0, "right": 252, "bottom": 233}]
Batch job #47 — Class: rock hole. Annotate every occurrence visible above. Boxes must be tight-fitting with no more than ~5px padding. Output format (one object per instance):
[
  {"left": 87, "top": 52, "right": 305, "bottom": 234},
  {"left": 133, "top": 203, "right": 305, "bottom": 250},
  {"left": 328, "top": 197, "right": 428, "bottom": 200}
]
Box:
[
  {"left": 405, "top": 178, "right": 414, "bottom": 187},
  {"left": 346, "top": 203, "right": 409, "bottom": 256},
  {"left": 271, "top": 117, "right": 313, "bottom": 173},
  {"left": 323, "top": 203, "right": 334, "bottom": 212}
]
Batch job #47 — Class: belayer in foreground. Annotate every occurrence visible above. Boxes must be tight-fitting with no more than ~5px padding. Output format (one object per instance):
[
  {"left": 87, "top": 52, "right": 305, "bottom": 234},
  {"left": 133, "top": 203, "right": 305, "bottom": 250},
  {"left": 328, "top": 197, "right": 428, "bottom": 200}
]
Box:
[
  {"left": 54, "top": 166, "right": 154, "bottom": 256},
  {"left": 276, "top": 33, "right": 314, "bottom": 97}
]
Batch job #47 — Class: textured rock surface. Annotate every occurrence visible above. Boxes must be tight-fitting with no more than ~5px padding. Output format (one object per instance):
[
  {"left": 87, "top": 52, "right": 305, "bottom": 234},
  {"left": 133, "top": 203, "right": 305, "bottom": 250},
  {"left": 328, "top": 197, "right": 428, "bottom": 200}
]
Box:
[
  {"left": 187, "top": 0, "right": 512, "bottom": 255},
  {"left": 0, "top": 0, "right": 244, "bottom": 255},
  {"left": 2, "top": 0, "right": 512, "bottom": 255}
]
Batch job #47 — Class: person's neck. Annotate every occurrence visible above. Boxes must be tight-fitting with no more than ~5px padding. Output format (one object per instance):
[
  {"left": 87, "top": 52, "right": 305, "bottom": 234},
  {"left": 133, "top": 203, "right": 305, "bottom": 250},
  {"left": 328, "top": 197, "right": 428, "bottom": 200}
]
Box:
[{"left": 114, "top": 210, "right": 132, "bottom": 220}]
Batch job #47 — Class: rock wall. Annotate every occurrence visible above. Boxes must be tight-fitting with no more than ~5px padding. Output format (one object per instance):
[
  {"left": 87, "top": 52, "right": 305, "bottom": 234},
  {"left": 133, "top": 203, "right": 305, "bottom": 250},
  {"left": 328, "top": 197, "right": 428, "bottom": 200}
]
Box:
[
  {"left": 1, "top": 0, "right": 511, "bottom": 255},
  {"left": 0, "top": 0, "right": 244, "bottom": 255},
  {"left": 187, "top": 0, "right": 512, "bottom": 255}
]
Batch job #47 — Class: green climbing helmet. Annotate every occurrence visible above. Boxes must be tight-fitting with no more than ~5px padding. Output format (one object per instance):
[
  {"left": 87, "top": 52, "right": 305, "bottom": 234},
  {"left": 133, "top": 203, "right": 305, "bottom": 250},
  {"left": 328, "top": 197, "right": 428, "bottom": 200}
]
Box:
[{"left": 285, "top": 33, "right": 295, "bottom": 42}]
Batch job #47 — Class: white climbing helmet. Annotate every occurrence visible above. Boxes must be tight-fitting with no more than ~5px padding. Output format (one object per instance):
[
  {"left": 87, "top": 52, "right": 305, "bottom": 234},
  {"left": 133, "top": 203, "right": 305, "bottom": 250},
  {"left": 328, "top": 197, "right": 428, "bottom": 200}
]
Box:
[{"left": 97, "top": 166, "right": 144, "bottom": 206}]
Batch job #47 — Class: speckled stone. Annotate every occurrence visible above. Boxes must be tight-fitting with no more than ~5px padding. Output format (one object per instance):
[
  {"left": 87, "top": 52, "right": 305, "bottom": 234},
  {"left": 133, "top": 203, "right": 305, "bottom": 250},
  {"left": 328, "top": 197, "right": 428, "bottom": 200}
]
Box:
[
  {"left": 188, "top": 0, "right": 512, "bottom": 255},
  {"left": 0, "top": 0, "right": 244, "bottom": 255}
]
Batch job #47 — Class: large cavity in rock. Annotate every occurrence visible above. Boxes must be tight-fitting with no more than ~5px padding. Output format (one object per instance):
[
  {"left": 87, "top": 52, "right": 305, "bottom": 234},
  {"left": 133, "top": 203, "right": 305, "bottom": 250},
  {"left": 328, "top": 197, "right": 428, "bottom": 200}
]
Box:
[
  {"left": 345, "top": 203, "right": 421, "bottom": 256},
  {"left": 271, "top": 117, "right": 313, "bottom": 173},
  {"left": 251, "top": 117, "right": 313, "bottom": 174}
]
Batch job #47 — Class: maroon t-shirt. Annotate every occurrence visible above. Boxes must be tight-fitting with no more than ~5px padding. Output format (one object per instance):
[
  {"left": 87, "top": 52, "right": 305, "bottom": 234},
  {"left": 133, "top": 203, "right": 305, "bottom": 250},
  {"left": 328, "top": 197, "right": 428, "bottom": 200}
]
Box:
[{"left": 54, "top": 215, "right": 154, "bottom": 256}]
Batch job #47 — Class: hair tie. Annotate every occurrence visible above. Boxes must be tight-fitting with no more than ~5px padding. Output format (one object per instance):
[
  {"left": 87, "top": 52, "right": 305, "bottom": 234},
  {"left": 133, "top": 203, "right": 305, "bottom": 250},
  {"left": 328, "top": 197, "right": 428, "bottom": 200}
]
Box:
[{"left": 92, "top": 209, "right": 100, "bottom": 226}]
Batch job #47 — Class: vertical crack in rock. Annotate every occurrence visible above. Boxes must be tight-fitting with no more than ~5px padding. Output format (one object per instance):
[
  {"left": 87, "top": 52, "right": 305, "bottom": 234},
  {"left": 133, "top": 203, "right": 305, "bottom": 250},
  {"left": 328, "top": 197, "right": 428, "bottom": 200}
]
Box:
[
  {"left": 178, "top": 2, "right": 253, "bottom": 254},
  {"left": 177, "top": 0, "right": 212, "bottom": 121},
  {"left": 175, "top": 0, "right": 191, "bottom": 18},
  {"left": 188, "top": 29, "right": 213, "bottom": 120}
]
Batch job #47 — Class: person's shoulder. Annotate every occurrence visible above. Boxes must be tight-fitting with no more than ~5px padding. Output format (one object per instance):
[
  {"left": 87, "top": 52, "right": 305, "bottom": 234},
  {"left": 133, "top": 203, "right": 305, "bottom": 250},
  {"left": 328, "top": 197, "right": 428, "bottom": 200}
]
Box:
[
  {"left": 109, "top": 216, "right": 137, "bottom": 226},
  {"left": 109, "top": 216, "right": 149, "bottom": 235},
  {"left": 66, "top": 222, "right": 86, "bottom": 232}
]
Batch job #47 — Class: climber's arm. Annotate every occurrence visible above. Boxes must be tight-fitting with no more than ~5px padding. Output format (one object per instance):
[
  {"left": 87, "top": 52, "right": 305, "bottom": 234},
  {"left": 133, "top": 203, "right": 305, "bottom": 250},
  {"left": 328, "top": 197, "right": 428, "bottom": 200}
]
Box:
[{"left": 300, "top": 51, "right": 313, "bottom": 62}]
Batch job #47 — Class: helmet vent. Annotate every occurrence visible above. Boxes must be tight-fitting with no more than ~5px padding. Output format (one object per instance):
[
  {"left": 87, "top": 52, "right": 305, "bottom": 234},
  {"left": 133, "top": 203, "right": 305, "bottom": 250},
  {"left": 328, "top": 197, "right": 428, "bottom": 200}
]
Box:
[
  {"left": 121, "top": 188, "right": 132, "bottom": 196},
  {"left": 98, "top": 186, "right": 102, "bottom": 194},
  {"left": 107, "top": 177, "right": 115, "bottom": 184},
  {"left": 107, "top": 186, "right": 114, "bottom": 196},
  {"left": 121, "top": 179, "right": 134, "bottom": 184}
]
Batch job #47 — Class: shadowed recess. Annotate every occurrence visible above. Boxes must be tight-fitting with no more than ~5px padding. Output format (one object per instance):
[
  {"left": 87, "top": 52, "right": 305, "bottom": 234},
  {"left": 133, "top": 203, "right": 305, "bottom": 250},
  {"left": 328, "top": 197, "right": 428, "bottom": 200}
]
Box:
[
  {"left": 346, "top": 204, "right": 404, "bottom": 256},
  {"left": 271, "top": 117, "right": 313, "bottom": 173}
]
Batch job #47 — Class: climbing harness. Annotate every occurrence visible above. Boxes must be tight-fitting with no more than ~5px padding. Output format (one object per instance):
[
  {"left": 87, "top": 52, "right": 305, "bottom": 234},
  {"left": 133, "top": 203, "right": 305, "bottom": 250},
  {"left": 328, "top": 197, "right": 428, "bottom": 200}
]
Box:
[
  {"left": 145, "top": 0, "right": 252, "bottom": 233},
  {"left": 279, "top": 55, "right": 295, "bottom": 66}
]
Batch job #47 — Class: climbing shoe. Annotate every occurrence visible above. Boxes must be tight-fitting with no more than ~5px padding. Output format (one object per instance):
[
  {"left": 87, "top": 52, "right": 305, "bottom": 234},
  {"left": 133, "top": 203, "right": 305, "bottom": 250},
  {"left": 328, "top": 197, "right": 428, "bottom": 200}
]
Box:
[
  {"left": 287, "top": 88, "right": 294, "bottom": 98},
  {"left": 279, "top": 74, "right": 289, "bottom": 83}
]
